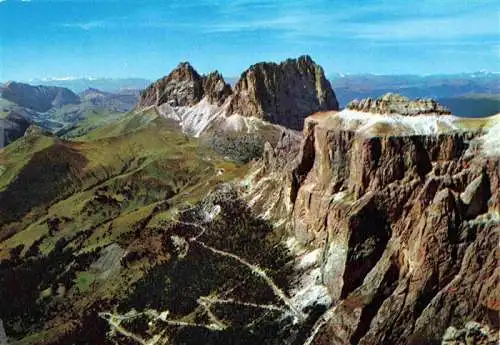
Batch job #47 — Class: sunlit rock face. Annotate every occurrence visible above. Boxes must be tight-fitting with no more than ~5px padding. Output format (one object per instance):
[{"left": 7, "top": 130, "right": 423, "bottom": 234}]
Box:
[
  {"left": 104, "top": 57, "right": 500, "bottom": 343},
  {"left": 246, "top": 104, "right": 499, "bottom": 344},
  {"left": 229, "top": 55, "right": 339, "bottom": 130}
]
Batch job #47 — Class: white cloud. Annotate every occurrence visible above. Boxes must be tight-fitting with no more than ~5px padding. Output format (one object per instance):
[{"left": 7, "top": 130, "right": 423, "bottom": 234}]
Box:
[
  {"left": 62, "top": 21, "right": 107, "bottom": 30},
  {"left": 204, "top": 15, "right": 306, "bottom": 33},
  {"left": 42, "top": 76, "right": 77, "bottom": 81}
]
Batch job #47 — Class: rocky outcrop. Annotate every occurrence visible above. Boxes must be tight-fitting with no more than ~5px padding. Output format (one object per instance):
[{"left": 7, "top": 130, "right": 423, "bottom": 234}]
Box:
[
  {"left": 138, "top": 63, "right": 234, "bottom": 137},
  {"left": 139, "top": 63, "right": 232, "bottom": 108},
  {"left": 23, "top": 124, "right": 48, "bottom": 138},
  {"left": 441, "top": 321, "right": 497, "bottom": 345},
  {"left": 246, "top": 110, "right": 499, "bottom": 345},
  {"left": 0, "top": 81, "right": 80, "bottom": 112},
  {"left": 347, "top": 93, "right": 451, "bottom": 115},
  {"left": 228, "top": 55, "right": 339, "bottom": 130}
]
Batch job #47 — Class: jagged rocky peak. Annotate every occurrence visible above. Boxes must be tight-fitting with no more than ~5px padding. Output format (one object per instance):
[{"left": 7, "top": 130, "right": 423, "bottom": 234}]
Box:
[
  {"left": 347, "top": 93, "right": 452, "bottom": 115},
  {"left": 139, "top": 62, "right": 204, "bottom": 107},
  {"left": 228, "top": 55, "right": 339, "bottom": 130},
  {"left": 202, "top": 70, "right": 232, "bottom": 106},
  {"left": 139, "top": 62, "right": 232, "bottom": 108}
]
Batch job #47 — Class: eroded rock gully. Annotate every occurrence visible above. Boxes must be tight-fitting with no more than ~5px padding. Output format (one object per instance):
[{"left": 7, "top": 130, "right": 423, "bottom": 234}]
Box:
[{"left": 246, "top": 113, "right": 499, "bottom": 344}]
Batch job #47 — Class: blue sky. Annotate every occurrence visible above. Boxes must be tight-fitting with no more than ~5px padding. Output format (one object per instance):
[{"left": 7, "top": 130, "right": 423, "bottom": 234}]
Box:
[{"left": 0, "top": 0, "right": 499, "bottom": 81}]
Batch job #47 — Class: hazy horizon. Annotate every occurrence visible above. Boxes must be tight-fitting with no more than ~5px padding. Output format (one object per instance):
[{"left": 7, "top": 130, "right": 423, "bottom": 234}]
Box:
[
  {"left": 10, "top": 70, "right": 499, "bottom": 85},
  {"left": 1, "top": 0, "right": 499, "bottom": 82}
]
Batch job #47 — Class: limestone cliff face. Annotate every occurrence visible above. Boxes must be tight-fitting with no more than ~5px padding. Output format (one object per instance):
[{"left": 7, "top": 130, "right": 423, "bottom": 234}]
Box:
[
  {"left": 228, "top": 55, "right": 339, "bottom": 130},
  {"left": 246, "top": 108, "right": 499, "bottom": 344},
  {"left": 139, "top": 62, "right": 232, "bottom": 108}
]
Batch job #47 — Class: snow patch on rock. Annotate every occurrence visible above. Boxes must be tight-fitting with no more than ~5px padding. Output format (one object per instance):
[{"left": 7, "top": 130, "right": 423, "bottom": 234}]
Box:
[
  {"left": 296, "top": 249, "right": 322, "bottom": 271},
  {"left": 330, "top": 191, "right": 347, "bottom": 203},
  {"left": 336, "top": 110, "right": 460, "bottom": 136}
]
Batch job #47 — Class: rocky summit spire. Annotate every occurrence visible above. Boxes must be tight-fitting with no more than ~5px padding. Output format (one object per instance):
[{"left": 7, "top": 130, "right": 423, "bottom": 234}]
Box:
[
  {"left": 228, "top": 55, "right": 339, "bottom": 130},
  {"left": 139, "top": 62, "right": 232, "bottom": 108},
  {"left": 139, "top": 62, "right": 205, "bottom": 107},
  {"left": 202, "top": 71, "right": 232, "bottom": 106},
  {"left": 347, "top": 93, "right": 451, "bottom": 116}
]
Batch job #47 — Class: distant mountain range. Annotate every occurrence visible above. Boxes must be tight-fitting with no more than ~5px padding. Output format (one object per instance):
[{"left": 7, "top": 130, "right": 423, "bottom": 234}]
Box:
[
  {"left": 26, "top": 77, "right": 152, "bottom": 93},
  {"left": 0, "top": 82, "right": 140, "bottom": 147},
  {"left": 21, "top": 72, "right": 499, "bottom": 117}
]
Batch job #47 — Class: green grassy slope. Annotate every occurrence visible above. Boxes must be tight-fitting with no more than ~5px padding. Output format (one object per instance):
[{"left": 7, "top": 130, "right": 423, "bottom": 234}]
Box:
[
  {"left": 0, "top": 109, "right": 258, "bottom": 344},
  {"left": 0, "top": 98, "right": 16, "bottom": 118},
  {"left": 0, "top": 109, "right": 247, "bottom": 248},
  {"left": 53, "top": 107, "right": 126, "bottom": 139}
]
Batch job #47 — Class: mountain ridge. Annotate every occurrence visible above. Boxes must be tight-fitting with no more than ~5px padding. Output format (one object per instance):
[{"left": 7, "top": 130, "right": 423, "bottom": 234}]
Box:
[
  {"left": 0, "top": 83, "right": 141, "bottom": 146},
  {"left": 138, "top": 55, "right": 339, "bottom": 133},
  {"left": 24, "top": 77, "right": 152, "bottom": 93},
  {"left": 1, "top": 81, "right": 80, "bottom": 112},
  {"left": 0, "top": 56, "right": 498, "bottom": 345}
]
